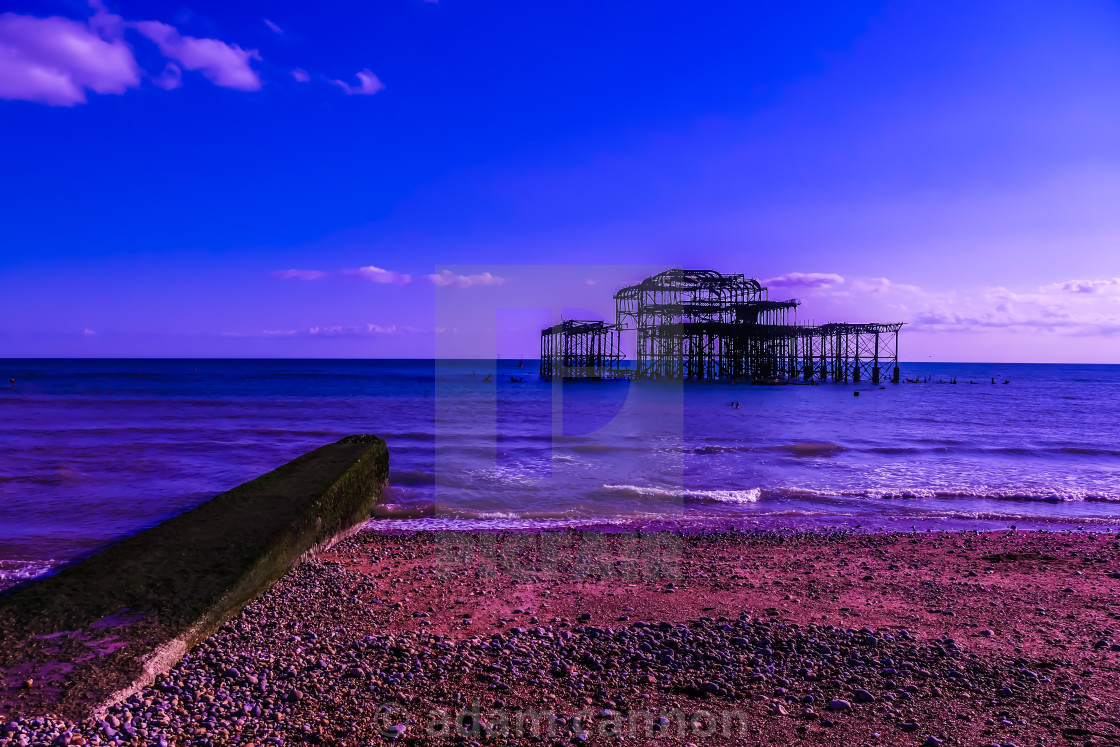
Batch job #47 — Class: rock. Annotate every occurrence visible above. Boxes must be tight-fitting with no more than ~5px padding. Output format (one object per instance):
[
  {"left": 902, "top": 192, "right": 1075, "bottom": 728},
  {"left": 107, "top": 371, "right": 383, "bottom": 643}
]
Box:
[
  {"left": 828, "top": 699, "right": 851, "bottom": 711},
  {"left": 924, "top": 737, "right": 942, "bottom": 747},
  {"left": 853, "top": 689, "right": 875, "bottom": 703},
  {"left": 383, "top": 724, "right": 407, "bottom": 739}
]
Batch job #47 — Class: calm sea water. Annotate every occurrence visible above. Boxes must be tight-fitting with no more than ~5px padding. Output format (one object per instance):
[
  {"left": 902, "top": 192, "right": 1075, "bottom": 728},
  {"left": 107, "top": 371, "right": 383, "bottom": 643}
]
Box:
[{"left": 1, "top": 359, "right": 1119, "bottom": 588}]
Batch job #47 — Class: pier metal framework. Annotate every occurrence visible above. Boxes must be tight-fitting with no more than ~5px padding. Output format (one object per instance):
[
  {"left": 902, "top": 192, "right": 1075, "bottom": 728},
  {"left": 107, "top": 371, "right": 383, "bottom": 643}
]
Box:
[
  {"left": 540, "top": 269, "right": 903, "bottom": 383},
  {"left": 539, "top": 320, "right": 625, "bottom": 380}
]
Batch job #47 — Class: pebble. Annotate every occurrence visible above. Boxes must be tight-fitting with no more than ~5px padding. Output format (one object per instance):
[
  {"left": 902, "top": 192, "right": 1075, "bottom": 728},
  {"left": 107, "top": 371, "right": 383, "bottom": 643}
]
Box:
[{"left": 0, "top": 529, "right": 1089, "bottom": 746}]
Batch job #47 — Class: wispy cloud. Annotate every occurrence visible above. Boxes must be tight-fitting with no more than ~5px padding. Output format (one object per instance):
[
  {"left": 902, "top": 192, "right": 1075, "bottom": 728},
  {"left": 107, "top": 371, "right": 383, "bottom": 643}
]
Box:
[
  {"left": 331, "top": 69, "right": 384, "bottom": 95},
  {"left": 263, "top": 18, "right": 282, "bottom": 35},
  {"left": 820, "top": 274, "right": 1120, "bottom": 338},
  {"left": 152, "top": 62, "right": 181, "bottom": 90},
  {"left": 273, "top": 266, "right": 510, "bottom": 289},
  {"left": 83, "top": 328, "right": 97, "bottom": 336},
  {"left": 426, "top": 270, "right": 507, "bottom": 288},
  {"left": 762, "top": 272, "right": 844, "bottom": 290},
  {"left": 342, "top": 266, "right": 412, "bottom": 284},
  {"left": 849, "top": 277, "right": 922, "bottom": 295},
  {"left": 1042, "top": 278, "right": 1120, "bottom": 295},
  {"left": 272, "top": 269, "right": 328, "bottom": 280},
  {"left": 226, "top": 323, "right": 417, "bottom": 337},
  {"left": 291, "top": 68, "right": 310, "bottom": 83},
  {"left": 134, "top": 20, "right": 261, "bottom": 91}
]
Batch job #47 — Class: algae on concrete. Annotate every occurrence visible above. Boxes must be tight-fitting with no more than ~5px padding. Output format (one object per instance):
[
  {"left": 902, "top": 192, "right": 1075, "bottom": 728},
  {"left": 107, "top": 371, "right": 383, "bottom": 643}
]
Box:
[{"left": 0, "top": 435, "right": 388, "bottom": 720}]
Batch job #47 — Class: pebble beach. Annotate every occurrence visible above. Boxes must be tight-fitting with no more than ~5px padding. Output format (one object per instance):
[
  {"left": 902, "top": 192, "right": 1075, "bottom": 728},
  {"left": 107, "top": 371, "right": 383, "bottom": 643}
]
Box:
[{"left": 5, "top": 527, "right": 1120, "bottom": 746}]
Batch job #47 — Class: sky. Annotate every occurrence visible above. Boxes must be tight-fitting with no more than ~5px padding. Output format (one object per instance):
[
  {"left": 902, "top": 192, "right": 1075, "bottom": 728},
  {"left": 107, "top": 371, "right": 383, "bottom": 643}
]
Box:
[{"left": 1, "top": 0, "right": 1119, "bottom": 361}]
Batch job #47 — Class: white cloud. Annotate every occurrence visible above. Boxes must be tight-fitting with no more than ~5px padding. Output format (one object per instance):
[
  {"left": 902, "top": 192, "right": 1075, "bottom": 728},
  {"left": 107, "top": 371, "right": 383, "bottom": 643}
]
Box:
[
  {"left": 331, "top": 68, "right": 384, "bottom": 95},
  {"left": 134, "top": 20, "right": 261, "bottom": 91},
  {"left": 426, "top": 270, "right": 507, "bottom": 288},
  {"left": 272, "top": 269, "right": 327, "bottom": 280},
  {"left": 343, "top": 266, "right": 412, "bottom": 284},
  {"left": 0, "top": 8, "right": 140, "bottom": 106},
  {"left": 1041, "top": 278, "right": 1120, "bottom": 295},
  {"left": 849, "top": 277, "right": 922, "bottom": 295},
  {"left": 762, "top": 272, "right": 844, "bottom": 290},
  {"left": 228, "top": 323, "right": 416, "bottom": 338},
  {"left": 835, "top": 275, "right": 1120, "bottom": 338},
  {"left": 83, "top": 328, "right": 96, "bottom": 336}
]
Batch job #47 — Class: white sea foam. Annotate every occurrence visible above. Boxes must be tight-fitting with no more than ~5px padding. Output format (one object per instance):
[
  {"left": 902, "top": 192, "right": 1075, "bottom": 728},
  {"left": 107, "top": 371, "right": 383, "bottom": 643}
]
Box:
[
  {"left": 0, "top": 559, "right": 59, "bottom": 590},
  {"left": 364, "top": 517, "right": 618, "bottom": 532},
  {"left": 602, "top": 484, "right": 762, "bottom": 504}
]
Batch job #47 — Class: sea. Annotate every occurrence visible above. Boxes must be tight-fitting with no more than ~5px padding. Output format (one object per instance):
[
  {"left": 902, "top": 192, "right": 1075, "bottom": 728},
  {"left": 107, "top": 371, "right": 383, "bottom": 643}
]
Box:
[{"left": 1, "top": 359, "right": 1119, "bottom": 591}]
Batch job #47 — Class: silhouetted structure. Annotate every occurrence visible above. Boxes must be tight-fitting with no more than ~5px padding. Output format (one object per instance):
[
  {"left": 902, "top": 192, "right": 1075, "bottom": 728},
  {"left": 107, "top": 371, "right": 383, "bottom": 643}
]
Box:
[
  {"left": 539, "top": 320, "right": 624, "bottom": 380},
  {"left": 540, "top": 269, "right": 903, "bottom": 383}
]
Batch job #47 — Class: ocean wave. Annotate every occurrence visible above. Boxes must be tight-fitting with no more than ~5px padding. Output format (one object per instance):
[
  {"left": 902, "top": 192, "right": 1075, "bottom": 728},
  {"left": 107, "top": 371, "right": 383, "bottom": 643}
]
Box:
[
  {"left": 864, "top": 488, "right": 1120, "bottom": 503},
  {"left": 365, "top": 517, "right": 619, "bottom": 532},
  {"left": 370, "top": 503, "right": 590, "bottom": 521},
  {"left": 0, "top": 559, "right": 60, "bottom": 590},
  {"left": 378, "top": 431, "right": 439, "bottom": 441},
  {"left": 601, "top": 484, "right": 762, "bottom": 504},
  {"left": 1055, "top": 446, "right": 1120, "bottom": 458},
  {"left": 388, "top": 470, "right": 437, "bottom": 486},
  {"left": 771, "top": 443, "right": 849, "bottom": 457},
  {"left": 565, "top": 444, "right": 645, "bottom": 454},
  {"left": 773, "top": 486, "right": 1120, "bottom": 503},
  {"left": 362, "top": 510, "right": 1120, "bottom": 534},
  {"left": 668, "top": 441, "right": 1120, "bottom": 459},
  {"left": 887, "top": 510, "right": 1120, "bottom": 526}
]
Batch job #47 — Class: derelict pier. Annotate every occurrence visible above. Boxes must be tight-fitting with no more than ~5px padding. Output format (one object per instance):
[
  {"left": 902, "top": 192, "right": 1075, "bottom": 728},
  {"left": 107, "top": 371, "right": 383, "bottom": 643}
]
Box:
[{"left": 540, "top": 269, "right": 903, "bottom": 383}]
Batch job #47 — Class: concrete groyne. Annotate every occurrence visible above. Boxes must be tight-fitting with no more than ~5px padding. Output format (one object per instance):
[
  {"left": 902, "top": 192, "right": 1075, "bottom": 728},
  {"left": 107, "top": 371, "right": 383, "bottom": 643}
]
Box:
[{"left": 0, "top": 434, "right": 388, "bottom": 720}]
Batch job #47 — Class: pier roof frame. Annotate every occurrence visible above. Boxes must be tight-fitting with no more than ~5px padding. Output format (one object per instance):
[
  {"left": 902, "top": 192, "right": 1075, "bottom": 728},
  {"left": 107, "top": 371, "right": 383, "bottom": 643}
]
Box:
[{"left": 613, "top": 269, "right": 763, "bottom": 303}]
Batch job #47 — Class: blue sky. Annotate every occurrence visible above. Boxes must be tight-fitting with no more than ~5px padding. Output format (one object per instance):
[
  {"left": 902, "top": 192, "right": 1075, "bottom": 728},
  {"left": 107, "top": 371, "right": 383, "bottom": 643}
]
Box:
[{"left": 2, "top": 0, "right": 1119, "bottom": 360}]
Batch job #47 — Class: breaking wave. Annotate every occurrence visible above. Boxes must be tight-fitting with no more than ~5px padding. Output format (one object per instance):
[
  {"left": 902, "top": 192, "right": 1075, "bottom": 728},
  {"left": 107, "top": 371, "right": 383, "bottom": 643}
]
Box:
[{"left": 601, "top": 484, "right": 762, "bottom": 504}]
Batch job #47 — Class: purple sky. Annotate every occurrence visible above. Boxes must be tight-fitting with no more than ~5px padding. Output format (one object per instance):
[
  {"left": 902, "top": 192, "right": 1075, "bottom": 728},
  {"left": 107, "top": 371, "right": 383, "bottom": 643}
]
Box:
[{"left": 2, "top": 0, "right": 1119, "bottom": 361}]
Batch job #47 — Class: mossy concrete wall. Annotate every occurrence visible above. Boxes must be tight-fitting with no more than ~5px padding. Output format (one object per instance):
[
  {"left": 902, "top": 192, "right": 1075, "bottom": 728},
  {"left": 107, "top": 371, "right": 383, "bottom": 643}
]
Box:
[{"left": 0, "top": 434, "right": 388, "bottom": 720}]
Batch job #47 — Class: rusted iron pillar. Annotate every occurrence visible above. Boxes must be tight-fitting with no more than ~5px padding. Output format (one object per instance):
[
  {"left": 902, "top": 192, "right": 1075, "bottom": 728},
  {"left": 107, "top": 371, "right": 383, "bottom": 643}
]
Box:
[{"left": 872, "top": 330, "right": 881, "bottom": 384}]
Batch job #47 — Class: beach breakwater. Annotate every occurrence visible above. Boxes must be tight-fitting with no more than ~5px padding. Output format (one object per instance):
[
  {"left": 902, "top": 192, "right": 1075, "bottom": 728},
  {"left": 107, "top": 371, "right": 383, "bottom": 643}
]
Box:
[{"left": 0, "top": 434, "right": 388, "bottom": 721}]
